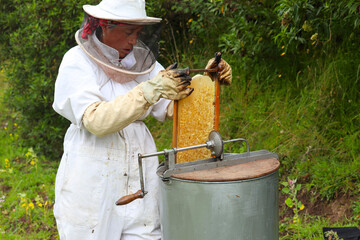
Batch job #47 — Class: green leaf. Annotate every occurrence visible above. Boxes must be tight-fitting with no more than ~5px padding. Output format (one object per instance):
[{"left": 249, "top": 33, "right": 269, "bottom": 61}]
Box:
[
  {"left": 281, "top": 182, "right": 289, "bottom": 187},
  {"left": 282, "top": 188, "right": 290, "bottom": 194},
  {"left": 285, "top": 197, "right": 293, "bottom": 208}
]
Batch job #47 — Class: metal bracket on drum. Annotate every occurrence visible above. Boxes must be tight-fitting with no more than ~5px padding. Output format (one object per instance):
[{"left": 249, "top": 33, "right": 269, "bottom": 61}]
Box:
[{"left": 115, "top": 131, "right": 278, "bottom": 205}]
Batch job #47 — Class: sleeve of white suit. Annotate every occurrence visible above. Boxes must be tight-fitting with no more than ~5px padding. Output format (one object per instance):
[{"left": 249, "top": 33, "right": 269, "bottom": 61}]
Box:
[
  {"left": 53, "top": 47, "right": 151, "bottom": 137},
  {"left": 52, "top": 47, "right": 106, "bottom": 128}
]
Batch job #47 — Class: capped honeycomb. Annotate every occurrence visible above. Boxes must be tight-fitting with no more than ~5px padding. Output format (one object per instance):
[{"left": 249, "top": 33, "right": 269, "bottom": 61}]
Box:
[{"left": 175, "top": 75, "right": 215, "bottom": 163}]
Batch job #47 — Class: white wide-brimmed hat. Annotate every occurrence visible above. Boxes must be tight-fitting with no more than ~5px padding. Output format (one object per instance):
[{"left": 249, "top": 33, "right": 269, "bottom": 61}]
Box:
[{"left": 83, "top": 0, "right": 161, "bottom": 25}]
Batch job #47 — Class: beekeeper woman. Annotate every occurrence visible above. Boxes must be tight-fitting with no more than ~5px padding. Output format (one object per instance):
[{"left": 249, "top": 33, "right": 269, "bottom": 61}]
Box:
[{"left": 52, "top": 0, "right": 232, "bottom": 239}]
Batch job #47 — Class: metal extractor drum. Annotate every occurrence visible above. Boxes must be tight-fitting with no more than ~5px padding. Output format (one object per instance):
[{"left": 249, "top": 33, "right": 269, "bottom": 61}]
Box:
[{"left": 158, "top": 154, "right": 280, "bottom": 240}]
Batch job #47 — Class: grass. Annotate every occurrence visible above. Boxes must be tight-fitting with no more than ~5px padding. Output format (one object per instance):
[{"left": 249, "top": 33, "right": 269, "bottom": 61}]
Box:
[
  {"left": 1, "top": 46, "right": 360, "bottom": 239},
  {"left": 0, "top": 70, "right": 58, "bottom": 239}
]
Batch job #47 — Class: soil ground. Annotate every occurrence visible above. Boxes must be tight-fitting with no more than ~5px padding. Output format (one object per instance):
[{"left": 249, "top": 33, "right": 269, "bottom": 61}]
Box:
[{"left": 280, "top": 191, "right": 355, "bottom": 223}]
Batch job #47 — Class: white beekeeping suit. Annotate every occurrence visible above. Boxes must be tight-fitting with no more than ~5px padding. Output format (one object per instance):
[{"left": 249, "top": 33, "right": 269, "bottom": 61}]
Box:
[
  {"left": 52, "top": 0, "right": 193, "bottom": 239},
  {"left": 53, "top": 45, "right": 169, "bottom": 240}
]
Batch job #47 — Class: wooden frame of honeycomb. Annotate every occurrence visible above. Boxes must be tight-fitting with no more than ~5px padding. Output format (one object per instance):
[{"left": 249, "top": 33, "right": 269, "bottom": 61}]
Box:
[{"left": 173, "top": 75, "right": 220, "bottom": 163}]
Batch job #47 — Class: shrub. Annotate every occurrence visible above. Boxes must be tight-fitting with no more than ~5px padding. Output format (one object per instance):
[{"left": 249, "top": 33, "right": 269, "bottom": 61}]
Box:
[
  {"left": 0, "top": 0, "right": 97, "bottom": 159},
  {"left": 0, "top": 0, "right": 359, "bottom": 165}
]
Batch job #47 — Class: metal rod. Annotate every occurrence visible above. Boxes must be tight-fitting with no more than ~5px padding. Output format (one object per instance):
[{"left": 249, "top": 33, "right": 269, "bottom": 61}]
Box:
[
  {"left": 224, "top": 138, "right": 250, "bottom": 153},
  {"left": 175, "top": 143, "right": 209, "bottom": 153},
  {"left": 140, "top": 151, "right": 166, "bottom": 159},
  {"left": 137, "top": 154, "right": 146, "bottom": 195},
  {"left": 140, "top": 138, "right": 248, "bottom": 160},
  {"left": 188, "top": 68, "right": 218, "bottom": 73},
  {"left": 139, "top": 143, "right": 209, "bottom": 160},
  {"left": 177, "top": 67, "right": 219, "bottom": 75}
]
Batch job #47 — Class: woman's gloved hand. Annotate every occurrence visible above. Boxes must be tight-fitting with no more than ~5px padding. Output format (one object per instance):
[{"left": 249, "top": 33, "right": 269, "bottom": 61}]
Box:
[
  {"left": 204, "top": 58, "right": 232, "bottom": 85},
  {"left": 141, "top": 63, "right": 193, "bottom": 105}
]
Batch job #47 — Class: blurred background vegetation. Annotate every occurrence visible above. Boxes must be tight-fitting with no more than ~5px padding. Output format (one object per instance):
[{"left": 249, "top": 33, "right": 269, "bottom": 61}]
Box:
[{"left": 0, "top": 0, "right": 359, "bottom": 239}]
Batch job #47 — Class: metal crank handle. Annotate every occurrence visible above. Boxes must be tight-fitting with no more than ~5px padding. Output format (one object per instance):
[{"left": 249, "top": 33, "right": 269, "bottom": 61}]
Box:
[
  {"left": 115, "top": 190, "right": 145, "bottom": 205},
  {"left": 115, "top": 153, "right": 151, "bottom": 206},
  {"left": 176, "top": 67, "right": 219, "bottom": 75},
  {"left": 175, "top": 52, "right": 222, "bottom": 76},
  {"left": 115, "top": 141, "right": 212, "bottom": 206}
]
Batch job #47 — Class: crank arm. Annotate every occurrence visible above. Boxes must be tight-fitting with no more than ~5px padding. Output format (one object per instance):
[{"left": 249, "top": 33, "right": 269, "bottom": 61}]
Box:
[{"left": 115, "top": 153, "right": 148, "bottom": 205}]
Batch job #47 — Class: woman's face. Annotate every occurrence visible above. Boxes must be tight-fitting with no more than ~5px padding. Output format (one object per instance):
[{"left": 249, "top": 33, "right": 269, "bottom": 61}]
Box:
[{"left": 101, "top": 24, "right": 144, "bottom": 58}]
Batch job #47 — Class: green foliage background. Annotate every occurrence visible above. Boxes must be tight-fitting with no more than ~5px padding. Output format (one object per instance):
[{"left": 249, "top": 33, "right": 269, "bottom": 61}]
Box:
[
  {"left": 0, "top": 0, "right": 360, "bottom": 200},
  {"left": 0, "top": 0, "right": 360, "bottom": 238},
  {"left": 0, "top": 0, "right": 98, "bottom": 159}
]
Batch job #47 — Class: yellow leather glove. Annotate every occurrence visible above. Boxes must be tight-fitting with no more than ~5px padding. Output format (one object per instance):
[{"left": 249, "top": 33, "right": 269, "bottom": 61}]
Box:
[
  {"left": 83, "top": 85, "right": 151, "bottom": 137},
  {"left": 204, "top": 58, "right": 232, "bottom": 85},
  {"left": 140, "top": 63, "right": 193, "bottom": 105}
]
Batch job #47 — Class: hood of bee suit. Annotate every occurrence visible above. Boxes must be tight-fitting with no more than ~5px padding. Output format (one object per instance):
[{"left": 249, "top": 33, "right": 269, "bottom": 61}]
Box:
[{"left": 76, "top": 0, "right": 162, "bottom": 83}]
